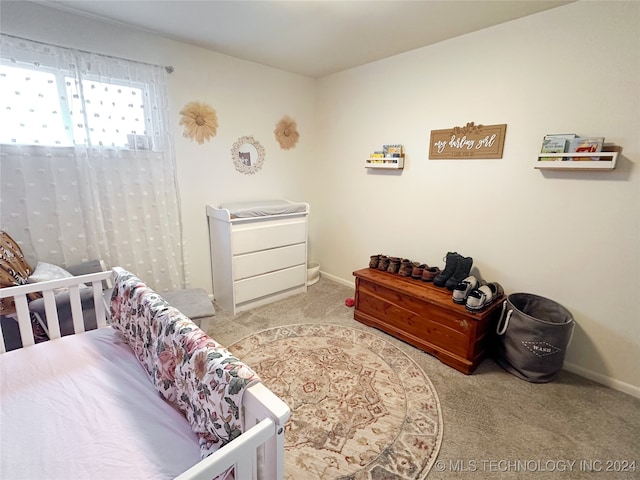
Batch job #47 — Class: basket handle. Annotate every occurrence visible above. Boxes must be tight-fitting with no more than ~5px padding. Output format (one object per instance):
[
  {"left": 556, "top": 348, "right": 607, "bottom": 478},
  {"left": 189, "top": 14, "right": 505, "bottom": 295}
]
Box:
[{"left": 496, "top": 299, "right": 512, "bottom": 336}]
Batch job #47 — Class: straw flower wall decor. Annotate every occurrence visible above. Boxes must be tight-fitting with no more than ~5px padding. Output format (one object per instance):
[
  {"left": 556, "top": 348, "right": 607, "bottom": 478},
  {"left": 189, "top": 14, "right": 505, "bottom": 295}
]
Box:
[
  {"left": 179, "top": 101, "right": 218, "bottom": 144},
  {"left": 274, "top": 115, "right": 299, "bottom": 150}
]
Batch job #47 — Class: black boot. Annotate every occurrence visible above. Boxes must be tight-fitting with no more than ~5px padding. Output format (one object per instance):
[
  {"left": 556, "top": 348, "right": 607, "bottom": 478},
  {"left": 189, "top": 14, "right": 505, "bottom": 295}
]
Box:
[
  {"left": 445, "top": 255, "right": 473, "bottom": 290},
  {"left": 433, "top": 252, "right": 460, "bottom": 287}
]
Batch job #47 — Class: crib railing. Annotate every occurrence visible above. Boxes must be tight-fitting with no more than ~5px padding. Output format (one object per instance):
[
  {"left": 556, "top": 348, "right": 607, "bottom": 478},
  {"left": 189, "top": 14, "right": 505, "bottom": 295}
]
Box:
[
  {"left": 0, "top": 270, "right": 114, "bottom": 353},
  {"left": 176, "top": 382, "right": 289, "bottom": 480},
  {"left": 0, "top": 269, "right": 291, "bottom": 480}
]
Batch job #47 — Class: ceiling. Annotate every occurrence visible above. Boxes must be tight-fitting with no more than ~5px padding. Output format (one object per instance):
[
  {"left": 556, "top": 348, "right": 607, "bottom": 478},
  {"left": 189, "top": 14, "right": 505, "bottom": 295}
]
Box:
[{"left": 40, "top": 0, "right": 573, "bottom": 78}]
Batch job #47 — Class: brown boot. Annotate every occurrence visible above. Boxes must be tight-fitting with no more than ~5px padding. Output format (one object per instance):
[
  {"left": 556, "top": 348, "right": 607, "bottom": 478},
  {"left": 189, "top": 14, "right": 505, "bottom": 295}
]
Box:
[
  {"left": 398, "top": 259, "right": 417, "bottom": 277},
  {"left": 411, "top": 263, "right": 428, "bottom": 279},
  {"left": 387, "top": 257, "right": 401, "bottom": 274},
  {"left": 378, "top": 255, "right": 390, "bottom": 271},
  {"left": 421, "top": 266, "right": 441, "bottom": 282}
]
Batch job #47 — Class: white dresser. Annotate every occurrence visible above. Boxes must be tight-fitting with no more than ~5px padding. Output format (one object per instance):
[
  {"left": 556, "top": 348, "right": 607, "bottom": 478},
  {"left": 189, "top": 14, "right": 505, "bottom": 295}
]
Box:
[{"left": 206, "top": 200, "right": 309, "bottom": 315}]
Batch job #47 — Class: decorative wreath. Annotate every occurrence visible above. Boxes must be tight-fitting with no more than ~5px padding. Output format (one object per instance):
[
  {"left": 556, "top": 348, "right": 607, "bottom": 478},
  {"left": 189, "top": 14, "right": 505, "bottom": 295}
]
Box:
[
  {"left": 274, "top": 115, "right": 299, "bottom": 150},
  {"left": 231, "top": 135, "right": 265, "bottom": 175},
  {"left": 179, "top": 101, "right": 218, "bottom": 144}
]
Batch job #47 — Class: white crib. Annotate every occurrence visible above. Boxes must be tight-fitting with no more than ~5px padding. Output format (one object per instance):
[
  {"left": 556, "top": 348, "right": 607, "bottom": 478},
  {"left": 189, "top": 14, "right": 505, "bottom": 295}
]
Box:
[{"left": 0, "top": 268, "right": 290, "bottom": 480}]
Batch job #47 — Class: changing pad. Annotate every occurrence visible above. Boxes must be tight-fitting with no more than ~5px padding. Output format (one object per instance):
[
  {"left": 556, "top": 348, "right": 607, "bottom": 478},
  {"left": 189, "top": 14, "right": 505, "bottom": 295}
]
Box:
[{"left": 219, "top": 199, "right": 308, "bottom": 218}]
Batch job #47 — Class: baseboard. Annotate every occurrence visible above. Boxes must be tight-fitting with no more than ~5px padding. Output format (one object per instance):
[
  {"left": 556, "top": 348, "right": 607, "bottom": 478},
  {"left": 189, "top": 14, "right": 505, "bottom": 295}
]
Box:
[
  {"left": 563, "top": 361, "right": 640, "bottom": 399},
  {"left": 319, "top": 271, "right": 355, "bottom": 289}
]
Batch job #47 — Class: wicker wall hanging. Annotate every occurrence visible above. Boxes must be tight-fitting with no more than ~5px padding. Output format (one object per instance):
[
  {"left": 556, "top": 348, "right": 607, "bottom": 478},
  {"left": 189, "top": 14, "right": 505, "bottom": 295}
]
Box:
[
  {"left": 274, "top": 115, "right": 299, "bottom": 150},
  {"left": 179, "top": 101, "right": 218, "bottom": 144}
]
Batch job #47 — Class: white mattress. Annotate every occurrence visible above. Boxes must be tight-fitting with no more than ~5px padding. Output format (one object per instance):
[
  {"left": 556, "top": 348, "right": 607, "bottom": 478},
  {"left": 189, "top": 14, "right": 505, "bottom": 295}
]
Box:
[
  {"left": 219, "top": 199, "right": 308, "bottom": 218},
  {"left": 0, "top": 327, "right": 201, "bottom": 479}
]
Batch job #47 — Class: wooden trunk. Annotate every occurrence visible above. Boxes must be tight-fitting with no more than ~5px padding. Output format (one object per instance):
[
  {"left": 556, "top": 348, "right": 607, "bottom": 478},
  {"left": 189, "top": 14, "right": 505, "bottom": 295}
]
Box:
[{"left": 353, "top": 268, "right": 504, "bottom": 374}]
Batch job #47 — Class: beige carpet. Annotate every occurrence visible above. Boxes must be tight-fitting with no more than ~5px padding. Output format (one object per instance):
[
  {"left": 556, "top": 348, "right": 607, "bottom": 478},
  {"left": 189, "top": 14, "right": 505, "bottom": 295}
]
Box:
[
  {"left": 207, "top": 277, "right": 640, "bottom": 479},
  {"left": 229, "top": 323, "right": 443, "bottom": 480}
]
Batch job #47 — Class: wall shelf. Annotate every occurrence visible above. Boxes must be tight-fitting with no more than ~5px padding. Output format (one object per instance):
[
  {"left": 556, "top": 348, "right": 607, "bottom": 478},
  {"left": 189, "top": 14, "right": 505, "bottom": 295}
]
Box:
[
  {"left": 535, "top": 151, "right": 618, "bottom": 171},
  {"left": 365, "top": 157, "right": 404, "bottom": 169}
]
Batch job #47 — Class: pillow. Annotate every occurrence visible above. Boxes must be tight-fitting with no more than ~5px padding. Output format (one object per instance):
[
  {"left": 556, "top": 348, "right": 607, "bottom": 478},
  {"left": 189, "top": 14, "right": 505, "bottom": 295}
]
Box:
[
  {"left": 27, "top": 262, "right": 89, "bottom": 293},
  {"left": 1, "top": 230, "right": 39, "bottom": 315},
  {"left": 28, "top": 262, "right": 74, "bottom": 283}
]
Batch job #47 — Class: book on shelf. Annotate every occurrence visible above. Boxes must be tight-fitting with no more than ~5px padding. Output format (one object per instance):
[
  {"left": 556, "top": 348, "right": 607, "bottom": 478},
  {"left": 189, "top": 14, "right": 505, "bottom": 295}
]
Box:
[
  {"left": 568, "top": 137, "right": 604, "bottom": 161},
  {"left": 540, "top": 137, "right": 568, "bottom": 161},
  {"left": 383, "top": 144, "right": 403, "bottom": 157},
  {"left": 545, "top": 134, "right": 577, "bottom": 140}
]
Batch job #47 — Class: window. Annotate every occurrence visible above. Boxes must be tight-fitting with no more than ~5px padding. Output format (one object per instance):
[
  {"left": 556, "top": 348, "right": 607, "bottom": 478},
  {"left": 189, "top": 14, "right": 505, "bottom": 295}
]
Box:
[
  {"left": 66, "top": 76, "right": 148, "bottom": 148},
  {"left": 1, "top": 60, "right": 153, "bottom": 149},
  {"left": 1, "top": 63, "right": 71, "bottom": 146},
  {"left": 0, "top": 34, "right": 185, "bottom": 292}
]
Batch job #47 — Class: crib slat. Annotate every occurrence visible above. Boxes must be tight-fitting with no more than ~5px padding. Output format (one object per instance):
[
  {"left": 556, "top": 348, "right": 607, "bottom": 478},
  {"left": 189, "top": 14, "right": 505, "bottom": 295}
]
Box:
[
  {"left": 42, "top": 290, "right": 61, "bottom": 340},
  {"left": 14, "top": 294, "right": 35, "bottom": 348},
  {"left": 242, "top": 382, "right": 290, "bottom": 479},
  {"left": 69, "top": 285, "right": 84, "bottom": 334},
  {"left": 175, "top": 418, "right": 273, "bottom": 480},
  {"left": 235, "top": 456, "right": 253, "bottom": 480},
  {"left": 93, "top": 281, "right": 108, "bottom": 328},
  {"left": 0, "top": 323, "right": 6, "bottom": 354}
]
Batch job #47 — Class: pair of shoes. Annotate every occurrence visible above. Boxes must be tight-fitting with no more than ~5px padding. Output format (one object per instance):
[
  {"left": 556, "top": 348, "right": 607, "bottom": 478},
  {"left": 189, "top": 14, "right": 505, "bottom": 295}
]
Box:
[
  {"left": 452, "top": 276, "right": 482, "bottom": 304},
  {"left": 466, "top": 282, "right": 504, "bottom": 311},
  {"left": 411, "top": 263, "right": 428, "bottom": 279},
  {"left": 377, "top": 255, "right": 390, "bottom": 271},
  {"left": 433, "top": 252, "right": 473, "bottom": 290},
  {"left": 369, "top": 254, "right": 383, "bottom": 269},
  {"left": 421, "top": 266, "right": 441, "bottom": 282},
  {"left": 398, "top": 259, "right": 418, "bottom": 277},
  {"left": 410, "top": 263, "right": 441, "bottom": 281},
  {"left": 387, "top": 257, "right": 401, "bottom": 274}
]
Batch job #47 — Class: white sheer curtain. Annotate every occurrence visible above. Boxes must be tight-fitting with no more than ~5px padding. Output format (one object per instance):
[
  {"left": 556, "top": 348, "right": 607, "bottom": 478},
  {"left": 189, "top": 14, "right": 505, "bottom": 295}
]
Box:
[{"left": 0, "top": 35, "right": 186, "bottom": 291}]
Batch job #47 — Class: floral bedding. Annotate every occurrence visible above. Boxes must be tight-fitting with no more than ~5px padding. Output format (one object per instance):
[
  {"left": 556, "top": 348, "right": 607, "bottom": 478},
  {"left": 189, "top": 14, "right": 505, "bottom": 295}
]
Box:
[{"left": 110, "top": 267, "right": 260, "bottom": 457}]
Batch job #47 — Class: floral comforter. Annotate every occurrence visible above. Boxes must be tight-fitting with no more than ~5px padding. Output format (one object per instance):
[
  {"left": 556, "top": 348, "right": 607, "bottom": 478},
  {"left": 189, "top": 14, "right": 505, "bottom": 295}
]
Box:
[{"left": 109, "top": 267, "right": 259, "bottom": 457}]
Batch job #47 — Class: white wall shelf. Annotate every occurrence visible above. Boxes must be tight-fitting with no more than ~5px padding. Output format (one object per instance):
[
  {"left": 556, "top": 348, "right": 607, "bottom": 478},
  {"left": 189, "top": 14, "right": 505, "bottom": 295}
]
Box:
[
  {"left": 535, "top": 151, "right": 619, "bottom": 171},
  {"left": 365, "top": 157, "right": 404, "bottom": 169}
]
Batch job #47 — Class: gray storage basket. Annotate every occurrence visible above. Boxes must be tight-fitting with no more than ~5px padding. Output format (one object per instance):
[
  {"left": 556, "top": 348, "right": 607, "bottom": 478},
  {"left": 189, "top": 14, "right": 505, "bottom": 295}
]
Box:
[{"left": 496, "top": 293, "right": 574, "bottom": 383}]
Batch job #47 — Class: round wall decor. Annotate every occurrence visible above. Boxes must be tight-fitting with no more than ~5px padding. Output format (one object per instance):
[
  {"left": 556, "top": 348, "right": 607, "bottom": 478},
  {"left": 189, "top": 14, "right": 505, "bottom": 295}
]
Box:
[
  {"left": 274, "top": 115, "right": 299, "bottom": 150},
  {"left": 231, "top": 135, "right": 265, "bottom": 175},
  {"left": 179, "top": 101, "right": 218, "bottom": 144}
]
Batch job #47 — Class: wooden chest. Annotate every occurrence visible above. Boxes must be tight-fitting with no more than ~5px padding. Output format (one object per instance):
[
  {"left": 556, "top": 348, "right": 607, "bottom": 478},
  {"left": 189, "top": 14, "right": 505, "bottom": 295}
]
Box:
[{"left": 353, "top": 268, "right": 504, "bottom": 374}]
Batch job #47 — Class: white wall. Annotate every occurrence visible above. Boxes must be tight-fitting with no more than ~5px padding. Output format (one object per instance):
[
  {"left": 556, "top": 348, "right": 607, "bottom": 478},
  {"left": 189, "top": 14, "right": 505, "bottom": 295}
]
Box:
[
  {"left": 2, "top": 1, "right": 638, "bottom": 395},
  {"left": 312, "top": 1, "right": 639, "bottom": 395},
  {"left": 0, "top": 1, "right": 317, "bottom": 292}
]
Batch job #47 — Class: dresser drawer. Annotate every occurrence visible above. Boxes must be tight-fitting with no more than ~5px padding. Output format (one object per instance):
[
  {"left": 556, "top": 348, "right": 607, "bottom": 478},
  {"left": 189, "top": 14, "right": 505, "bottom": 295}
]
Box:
[
  {"left": 233, "top": 243, "right": 306, "bottom": 280},
  {"left": 231, "top": 218, "right": 306, "bottom": 255},
  {"left": 235, "top": 264, "right": 306, "bottom": 305}
]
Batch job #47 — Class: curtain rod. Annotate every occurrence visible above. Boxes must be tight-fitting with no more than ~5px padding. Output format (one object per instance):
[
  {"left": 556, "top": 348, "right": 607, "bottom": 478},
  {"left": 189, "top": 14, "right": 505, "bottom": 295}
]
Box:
[{"left": 1, "top": 33, "right": 174, "bottom": 74}]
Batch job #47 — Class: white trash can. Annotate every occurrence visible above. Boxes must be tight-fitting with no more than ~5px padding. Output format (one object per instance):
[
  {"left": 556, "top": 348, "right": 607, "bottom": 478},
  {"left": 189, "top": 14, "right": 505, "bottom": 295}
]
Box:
[{"left": 307, "top": 261, "right": 320, "bottom": 286}]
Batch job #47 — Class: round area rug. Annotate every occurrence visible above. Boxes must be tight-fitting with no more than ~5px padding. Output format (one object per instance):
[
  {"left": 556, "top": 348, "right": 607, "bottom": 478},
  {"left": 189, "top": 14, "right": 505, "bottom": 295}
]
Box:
[{"left": 228, "top": 324, "right": 443, "bottom": 480}]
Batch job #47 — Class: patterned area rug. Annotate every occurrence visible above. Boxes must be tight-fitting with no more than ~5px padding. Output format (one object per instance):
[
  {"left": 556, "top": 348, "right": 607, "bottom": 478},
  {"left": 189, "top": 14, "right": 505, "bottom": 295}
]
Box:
[{"left": 228, "top": 324, "right": 443, "bottom": 480}]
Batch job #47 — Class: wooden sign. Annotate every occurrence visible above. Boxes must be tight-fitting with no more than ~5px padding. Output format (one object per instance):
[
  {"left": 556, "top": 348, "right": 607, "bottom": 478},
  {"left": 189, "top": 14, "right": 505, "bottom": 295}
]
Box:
[{"left": 429, "top": 122, "right": 507, "bottom": 159}]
